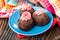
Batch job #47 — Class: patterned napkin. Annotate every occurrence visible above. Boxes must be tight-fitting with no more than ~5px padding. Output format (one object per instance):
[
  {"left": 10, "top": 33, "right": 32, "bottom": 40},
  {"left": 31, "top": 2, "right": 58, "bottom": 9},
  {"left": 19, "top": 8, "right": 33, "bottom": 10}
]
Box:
[
  {"left": 38, "top": 0, "right": 55, "bottom": 15},
  {"left": 49, "top": 0, "right": 60, "bottom": 18},
  {"left": 49, "top": 0, "right": 60, "bottom": 27},
  {"left": 0, "top": 4, "right": 22, "bottom": 18},
  {"left": 0, "top": 7, "right": 17, "bottom": 18}
]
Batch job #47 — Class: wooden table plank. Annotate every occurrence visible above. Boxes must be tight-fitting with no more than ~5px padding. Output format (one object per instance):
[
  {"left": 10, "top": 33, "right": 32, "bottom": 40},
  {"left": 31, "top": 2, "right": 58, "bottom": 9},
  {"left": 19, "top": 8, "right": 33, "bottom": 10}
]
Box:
[{"left": 0, "top": 19, "right": 60, "bottom": 40}]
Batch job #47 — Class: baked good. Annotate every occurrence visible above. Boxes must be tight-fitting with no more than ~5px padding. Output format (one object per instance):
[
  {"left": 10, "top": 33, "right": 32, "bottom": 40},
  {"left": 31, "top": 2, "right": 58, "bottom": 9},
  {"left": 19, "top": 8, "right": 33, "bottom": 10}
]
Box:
[
  {"left": 32, "top": 9, "right": 50, "bottom": 26},
  {"left": 18, "top": 11, "right": 34, "bottom": 31},
  {"left": 20, "top": 3, "right": 34, "bottom": 15}
]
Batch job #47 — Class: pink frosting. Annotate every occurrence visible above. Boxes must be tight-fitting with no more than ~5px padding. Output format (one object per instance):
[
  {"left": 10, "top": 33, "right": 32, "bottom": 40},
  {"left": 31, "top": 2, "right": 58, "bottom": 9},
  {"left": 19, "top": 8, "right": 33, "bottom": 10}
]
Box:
[
  {"left": 20, "top": 11, "right": 31, "bottom": 21},
  {"left": 35, "top": 9, "right": 44, "bottom": 15},
  {"left": 21, "top": 3, "right": 32, "bottom": 10}
]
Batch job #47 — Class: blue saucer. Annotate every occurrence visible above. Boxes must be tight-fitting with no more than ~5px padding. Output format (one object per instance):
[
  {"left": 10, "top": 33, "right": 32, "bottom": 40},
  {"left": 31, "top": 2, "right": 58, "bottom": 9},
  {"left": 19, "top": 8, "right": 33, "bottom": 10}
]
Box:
[{"left": 8, "top": 6, "right": 53, "bottom": 36}]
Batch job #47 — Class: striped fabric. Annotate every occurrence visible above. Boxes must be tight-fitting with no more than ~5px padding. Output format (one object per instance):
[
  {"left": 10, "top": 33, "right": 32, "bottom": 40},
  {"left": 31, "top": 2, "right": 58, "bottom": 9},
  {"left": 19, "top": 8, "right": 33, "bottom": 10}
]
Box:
[
  {"left": 39, "top": 0, "right": 50, "bottom": 8},
  {"left": 39, "top": 0, "right": 55, "bottom": 14},
  {"left": 0, "top": 5, "right": 21, "bottom": 18},
  {"left": 0, "top": 9, "right": 17, "bottom": 18},
  {"left": 49, "top": 0, "right": 60, "bottom": 11},
  {"left": 49, "top": 0, "right": 60, "bottom": 17}
]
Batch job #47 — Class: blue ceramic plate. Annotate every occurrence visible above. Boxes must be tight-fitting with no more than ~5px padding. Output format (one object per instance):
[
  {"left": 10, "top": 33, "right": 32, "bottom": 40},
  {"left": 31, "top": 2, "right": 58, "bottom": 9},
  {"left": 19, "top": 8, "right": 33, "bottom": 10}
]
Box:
[{"left": 8, "top": 6, "right": 53, "bottom": 36}]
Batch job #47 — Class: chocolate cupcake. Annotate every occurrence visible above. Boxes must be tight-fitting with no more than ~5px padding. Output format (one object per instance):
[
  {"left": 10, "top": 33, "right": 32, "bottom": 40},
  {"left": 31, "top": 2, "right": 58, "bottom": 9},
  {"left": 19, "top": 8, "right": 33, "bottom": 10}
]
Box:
[
  {"left": 18, "top": 11, "right": 34, "bottom": 31},
  {"left": 20, "top": 3, "right": 34, "bottom": 15},
  {"left": 32, "top": 9, "right": 50, "bottom": 26}
]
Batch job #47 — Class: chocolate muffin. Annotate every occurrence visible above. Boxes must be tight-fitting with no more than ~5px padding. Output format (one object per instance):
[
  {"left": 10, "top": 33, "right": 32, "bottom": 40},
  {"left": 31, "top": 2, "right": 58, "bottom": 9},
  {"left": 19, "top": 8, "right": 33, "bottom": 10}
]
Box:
[
  {"left": 18, "top": 11, "right": 34, "bottom": 31},
  {"left": 32, "top": 9, "right": 50, "bottom": 26},
  {"left": 20, "top": 3, "right": 34, "bottom": 15}
]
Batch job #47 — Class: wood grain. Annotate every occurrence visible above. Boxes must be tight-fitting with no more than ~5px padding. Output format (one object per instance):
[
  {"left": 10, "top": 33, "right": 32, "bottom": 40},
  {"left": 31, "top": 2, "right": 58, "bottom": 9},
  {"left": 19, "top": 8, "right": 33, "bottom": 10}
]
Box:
[{"left": 0, "top": 18, "right": 60, "bottom": 40}]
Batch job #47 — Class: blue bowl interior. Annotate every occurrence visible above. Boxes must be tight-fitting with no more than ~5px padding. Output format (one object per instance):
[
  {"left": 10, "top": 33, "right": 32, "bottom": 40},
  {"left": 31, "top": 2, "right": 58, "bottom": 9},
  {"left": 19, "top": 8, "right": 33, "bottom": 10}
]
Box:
[{"left": 8, "top": 6, "right": 53, "bottom": 36}]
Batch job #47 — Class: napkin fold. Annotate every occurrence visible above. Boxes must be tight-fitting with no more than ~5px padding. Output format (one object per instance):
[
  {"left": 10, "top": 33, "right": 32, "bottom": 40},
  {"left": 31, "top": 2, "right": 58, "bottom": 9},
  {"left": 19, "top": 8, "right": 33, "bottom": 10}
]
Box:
[
  {"left": 39, "top": 0, "right": 55, "bottom": 15},
  {"left": 17, "top": 34, "right": 31, "bottom": 39},
  {"left": 49, "top": 0, "right": 60, "bottom": 18},
  {"left": 57, "top": 18, "right": 60, "bottom": 27},
  {"left": 0, "top": 6, "right": 21, "bottom": 18}
]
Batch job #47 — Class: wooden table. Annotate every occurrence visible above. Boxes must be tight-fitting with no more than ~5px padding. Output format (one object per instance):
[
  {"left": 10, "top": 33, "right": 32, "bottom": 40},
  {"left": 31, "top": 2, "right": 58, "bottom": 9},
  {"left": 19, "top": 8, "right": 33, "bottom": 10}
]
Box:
[{"left": 0, "top": 18, "right": 60, "bottom": 40}]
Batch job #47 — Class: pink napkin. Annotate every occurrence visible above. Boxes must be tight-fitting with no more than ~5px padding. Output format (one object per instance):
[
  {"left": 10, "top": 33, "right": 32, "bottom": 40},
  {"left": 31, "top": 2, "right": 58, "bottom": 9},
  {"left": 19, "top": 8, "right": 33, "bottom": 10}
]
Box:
[
  {"left": 17, "top": 34, "right": 31, "bottom": 39},
  {"left": 39, "top": 0, "right": 55, "bottom": 15},
  {"left": 50, "top": 18, "right": 58, "bottom": 29},
  {"left": 0, "top": 9, "right": 17, "bottom": 18},
  {"left": 57, "top": 18, "right": 60, "bottom": 27},
  {"left": 49, "top": 0, "right": 60, "bottom": 27},
  {"left": 0, "top": 6, "right": 21, "bottom": 18}
]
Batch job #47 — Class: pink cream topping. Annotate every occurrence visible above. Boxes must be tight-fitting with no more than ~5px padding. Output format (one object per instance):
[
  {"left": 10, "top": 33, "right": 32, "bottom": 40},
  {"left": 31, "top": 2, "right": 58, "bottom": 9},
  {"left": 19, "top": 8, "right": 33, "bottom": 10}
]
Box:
[
  {"left": 35, "top": 9, "right": 44, "bottom": 15},
  {"left": 21, "top": 3, "right": 32, "bottom": 10},
  {"left": 20, "top": 11, "right": 31, "bottom": 21}
]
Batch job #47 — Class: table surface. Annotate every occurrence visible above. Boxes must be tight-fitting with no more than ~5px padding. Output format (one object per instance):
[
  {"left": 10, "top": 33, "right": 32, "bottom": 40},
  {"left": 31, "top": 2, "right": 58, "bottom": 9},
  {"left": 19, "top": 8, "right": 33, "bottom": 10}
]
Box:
[{"left": 0, "top": 18, "right": 60, "bottom": 40}]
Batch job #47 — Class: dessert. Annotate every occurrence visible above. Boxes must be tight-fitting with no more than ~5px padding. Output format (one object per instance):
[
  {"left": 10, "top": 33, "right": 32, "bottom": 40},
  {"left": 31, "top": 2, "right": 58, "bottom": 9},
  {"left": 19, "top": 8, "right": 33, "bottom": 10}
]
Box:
[
  {"left": 32, "top": 9, "right": 50, "bottom": 26},
  {"left": 20, "top": 3, "right": 34, "bottom": 15},
  {"left": 18, "top": 11, "right": 34, "bottom": 31}
]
